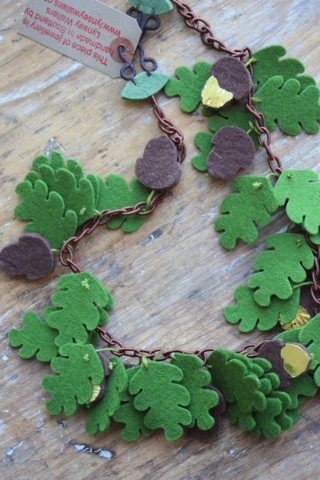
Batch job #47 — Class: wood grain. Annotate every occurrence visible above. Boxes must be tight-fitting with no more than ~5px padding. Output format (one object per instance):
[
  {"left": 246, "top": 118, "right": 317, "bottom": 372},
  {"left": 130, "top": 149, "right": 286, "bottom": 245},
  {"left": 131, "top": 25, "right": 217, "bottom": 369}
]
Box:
[{"left": 1, "top": 1, "right": 319, "bottom": 479}]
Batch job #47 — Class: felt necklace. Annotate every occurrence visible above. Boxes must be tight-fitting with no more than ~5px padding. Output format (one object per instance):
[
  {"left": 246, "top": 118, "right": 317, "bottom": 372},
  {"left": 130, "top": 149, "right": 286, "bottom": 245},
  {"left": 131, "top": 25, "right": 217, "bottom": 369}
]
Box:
[{"left": 3, "top": 0, "right": 320, "bottom": 442}]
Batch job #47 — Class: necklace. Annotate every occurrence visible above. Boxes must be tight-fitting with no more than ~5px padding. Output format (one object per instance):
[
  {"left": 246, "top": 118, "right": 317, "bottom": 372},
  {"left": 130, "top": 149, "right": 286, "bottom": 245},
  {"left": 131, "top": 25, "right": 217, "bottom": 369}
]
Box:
[{"left": 2, "top": 0, "right": 320, "bottom": 443}]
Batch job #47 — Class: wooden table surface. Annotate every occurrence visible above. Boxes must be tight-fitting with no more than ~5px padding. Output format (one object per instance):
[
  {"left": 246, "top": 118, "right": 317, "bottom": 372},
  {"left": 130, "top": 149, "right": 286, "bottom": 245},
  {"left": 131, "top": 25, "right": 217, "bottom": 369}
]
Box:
[{"left": 1, "top": 1, "right": 320, "bottom": 479}]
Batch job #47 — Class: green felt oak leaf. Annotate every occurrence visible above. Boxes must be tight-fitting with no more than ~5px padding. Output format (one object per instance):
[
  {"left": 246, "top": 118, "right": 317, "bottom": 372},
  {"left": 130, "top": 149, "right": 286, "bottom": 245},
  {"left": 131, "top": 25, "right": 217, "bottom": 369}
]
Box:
[
  {"left": 31, "top": 151, "right": 85, "bottom": 184},
  {"left": 276, "top": 406, "right": 300, "bottom": 432},
  {"left": 208, "top": 106, "right": 260, "bottom": 150},
  {"left": 25, "top": 164, "right": 95, "bottom": 227},
  {"left": 164, "top": 62, "right": 211, "bottom": 113},
  {"left": 113, "top": 366, "right": 152, "bottom": 441},
  {"left": 282, "top": 374, "right": 318, "bottom": 408},
  {"left": 8, "top": 311, "right": 59, "bottom": 362},
  {"left": 207, "top": 349, "right": 267, "bottom": 413},
  {"left": 46, "top": 272, "right": 113, "bottom": 347},
  {"left": 252, "top": 76, "right": 320, "bottom": 135},
  {"left": 14, "top": 180, "right": 78, "bottom": 249},
  {"left": 93, "top": 174, "right": 150, "bottom": 233},
  {"left": 309, "top": 232, "right": 320, "bottom": 245},
  {"left": 86, "top": 357, "right": 128, "bottom": 434},
  {"left": 248, "top": 233, "right": 314, "bottom": 306},
  {"left": 214, "top": 175, "right": 278, "bottom": 249},
  {"left": 251, "top": 391, "right": 292, "bottom": 438},
  {"left": 121, "top": 72, "right": 169, "bottom": 100},
  {"left": 129, "top": 361, "right": 192, "bottom": 441},
  {"left": 170, "top": 353, "right": 219, "bottom": 430},
  {"left": 298, "top": 313, "right": 320, "bottom": 373},
  {"left": 274, "top": 169, "right": 320, "bottom": 235},
  {"left": 43, "top": 343, "right": 104, "bottom": 416},
  {"left": 275, "top": 327, "right": 301, "bottom": 344},
  {"left": 227, "top": 402, "right": 256, "bottom": 431},
  {"left": 227, "top": 390, "right": 293, "bottom": 437},
  {"left": 252, "top": 45, "right": 316, "bottom": 91},
  {"left": 259, "top": 372, "right": 281, "bottom": 396},
  {"left": 224, "top": 285, "right": 300, "bottom": 332},
  {"left": 128, "top": 0, "right": 173, "bottom": 14},
  {"left": 192, "top": 132, "right": 213, "bottom": 172}
]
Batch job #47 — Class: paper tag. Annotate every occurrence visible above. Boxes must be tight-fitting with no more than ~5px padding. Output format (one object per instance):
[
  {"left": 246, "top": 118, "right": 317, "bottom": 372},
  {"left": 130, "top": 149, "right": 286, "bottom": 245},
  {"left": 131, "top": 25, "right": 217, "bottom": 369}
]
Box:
[{"left": 18, "top": 0, "right": 142, "bottom": 78}]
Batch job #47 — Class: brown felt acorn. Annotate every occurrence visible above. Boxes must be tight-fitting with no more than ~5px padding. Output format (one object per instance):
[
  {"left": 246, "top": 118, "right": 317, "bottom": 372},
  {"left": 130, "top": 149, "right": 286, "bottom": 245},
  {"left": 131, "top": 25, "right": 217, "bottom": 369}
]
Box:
[
  {"left": 135, "top": 136, "right": 182, "bottom": 192},
  {"left": 201, "top": 56, "right": 252, "bottom": 109},
  {"left": 206, "top": 125, "right": 255, "bottom": 179},
  {"left": 257, "top": 339, "right": 312, "bottom": 388},
  {"left": 0, "top": 233, "right": 54, "bottom": 280}
]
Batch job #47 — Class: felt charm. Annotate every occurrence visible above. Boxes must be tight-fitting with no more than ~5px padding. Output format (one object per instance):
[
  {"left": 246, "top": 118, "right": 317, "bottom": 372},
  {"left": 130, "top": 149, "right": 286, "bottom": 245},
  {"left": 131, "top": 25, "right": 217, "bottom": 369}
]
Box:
[
  {"left": 202, "top": 57, "right": 252, "bottom": 109},
  {"left": 252, "top": 45, "right": 316, "bottom": 91},
  {"left": 42, "top": 343, "right": 105, "bottom": 416},
  {"left": 208, "top": 349, "right": 270, "bottom": 413},
  {"left": 170, "top": 353, "right": 219, "bottom": 430},
  {"left": 25, "top": 162, "right": 96, "bottom": 227},
  {"left": 215, "top": 175, "right": 278, "bottom": 249},
  {"left": 129, "top": 361, "right": 192, "bottom": 441},
  {"left": 164, "top": 62, "right": 211, "bottom": 113},
  {"left": 252, "top": 76, "right": 320, "bottom": 135},
  {"left": 298, "top": 313, "right": 320, "bottom": 386},
  {"left": 192, "top": 132, "right": 213, "bottom": 172},
  {"left": 128, "top": 0, "right": 173, "bottom": 15},
  {"left": 45, "top": 272, "right": 113, "bottom": 347},
  {"left": 121, "top": 72, "right": 169, "bottom": 100},
  {"left": 224, "top": 284, "right": 300, "bottom": 332},
  {"left": 86, "top": 357, "right": 128, "bottom": 434},
  {"left": 281, "top": 374, "right": 318, "bottom": 409},
  {"left": 8, "top": 311, "right": 59, "bottom": 362},
  {"left": 0, "top": 233, "right": 54, "bottom": 280},
  {"left": 113, "top": 366, "right": 153, "bottom": 441},
  {"left": 89, "top": 174, "right": 150, "bottom": 232},
  {"left": 274, "top": 169, "right": 320, "bottom": 236},
  {"left": 206, "top": 125, "right": 255, "bottom": 179},
  {"left": 31, "top": 151, "right": 84, "bottom": 179},
  {"left": 14, "top": 180, "right": 78, "bottom": 250},
  {"left": 248, "top": 233, "right": 314, "bottom": 306},
  {"left": 135, "top": 136, "right": 182, "bottom": 192},
  {"left": 207, "top": 105, "right": 260, "bottom": 149},
  {"left": 257, "top": 339, "right": 296, "bottom": 387}
]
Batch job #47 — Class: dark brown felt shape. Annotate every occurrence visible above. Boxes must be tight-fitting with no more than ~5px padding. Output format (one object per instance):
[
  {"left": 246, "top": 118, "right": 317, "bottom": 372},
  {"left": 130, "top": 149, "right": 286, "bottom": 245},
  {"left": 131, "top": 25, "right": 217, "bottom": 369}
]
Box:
[
  {"left": 0, "top": 233, "right": 54, "bottom": 280},
  {"left": 206, "top": 125, "right": 255, "bottom": 179},
  {"left": 135, "top": 136, "right": 182, "bottom": 192},
  {"left": 257, "top": 339, "right": 292, "bottom": 388},
  {"left": 210, "top": 57, "right": 252, "bottom": 101}
]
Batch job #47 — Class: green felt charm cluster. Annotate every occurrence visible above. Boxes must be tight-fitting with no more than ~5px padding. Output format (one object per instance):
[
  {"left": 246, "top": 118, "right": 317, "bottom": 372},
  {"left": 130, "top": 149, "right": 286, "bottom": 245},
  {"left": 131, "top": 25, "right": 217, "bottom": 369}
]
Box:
[
  {"left": 224, "top": 232, "right": 314, "bottom": 332},
  {"left": 216, "top": 167, "right": 320, "bottom": 333},
  {"left": 8, "top": 272, "right": 113, "bottom": 415},
  {"left": 14, "top": 151, "right": 151, "bottom": 249},
  {"left": 207, "top": 349, "right": 317, "bottom": 438},
  {"left": 164, "top": 45, "right": 320, "bottom": 173},
  {"left": 86, "top": 353, "right": 219, "bottom": 441}
]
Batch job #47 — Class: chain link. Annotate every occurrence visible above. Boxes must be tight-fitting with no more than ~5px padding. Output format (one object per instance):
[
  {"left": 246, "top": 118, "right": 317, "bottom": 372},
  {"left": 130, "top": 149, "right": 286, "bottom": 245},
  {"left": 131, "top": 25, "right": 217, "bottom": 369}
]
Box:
[{"left": 151, "top": 95, "right": 187, "bottom": 164}]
